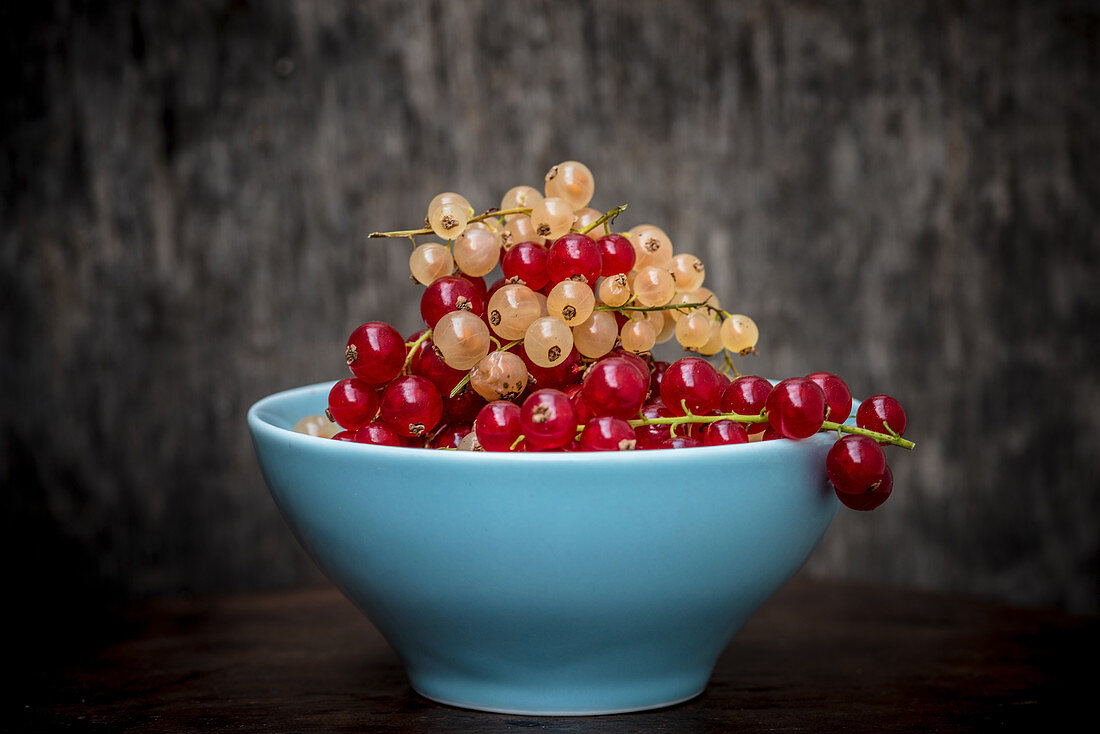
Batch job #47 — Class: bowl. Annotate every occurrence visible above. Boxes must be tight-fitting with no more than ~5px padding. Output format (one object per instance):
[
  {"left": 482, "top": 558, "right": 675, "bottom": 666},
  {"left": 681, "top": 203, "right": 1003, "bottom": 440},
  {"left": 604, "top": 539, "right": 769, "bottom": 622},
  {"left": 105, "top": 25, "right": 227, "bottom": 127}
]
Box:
[{"left": 247, "top": 380, "right": 840, "bottom": 715}]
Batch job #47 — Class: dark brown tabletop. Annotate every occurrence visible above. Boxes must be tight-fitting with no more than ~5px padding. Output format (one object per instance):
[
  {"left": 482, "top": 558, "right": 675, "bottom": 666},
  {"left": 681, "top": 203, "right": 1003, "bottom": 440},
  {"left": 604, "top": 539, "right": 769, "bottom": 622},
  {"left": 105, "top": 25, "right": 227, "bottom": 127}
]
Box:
[{"left": 13, "top": 574, "right": 1093, "bottom": 732}]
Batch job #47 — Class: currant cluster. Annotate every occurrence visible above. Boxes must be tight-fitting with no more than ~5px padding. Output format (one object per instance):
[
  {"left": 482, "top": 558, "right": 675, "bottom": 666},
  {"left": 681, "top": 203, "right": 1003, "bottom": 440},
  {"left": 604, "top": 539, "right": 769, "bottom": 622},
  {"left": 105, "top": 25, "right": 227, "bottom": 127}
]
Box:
[{"left": 292, "top": 161, "right": 913, "bottom": 511}]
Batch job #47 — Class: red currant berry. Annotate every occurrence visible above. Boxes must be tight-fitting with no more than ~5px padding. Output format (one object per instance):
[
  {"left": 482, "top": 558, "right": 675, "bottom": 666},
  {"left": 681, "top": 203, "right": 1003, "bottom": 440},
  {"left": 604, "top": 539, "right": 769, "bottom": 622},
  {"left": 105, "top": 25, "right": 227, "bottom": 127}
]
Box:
[
  {"left": 659, "top": 436, "right": 702, "bottom": 449},
  {"left": 659, "top": 357, "right": 723, "bottom": 416},
  {"left": 420, "top": 275, "right": 486, "bottom": 328},
  {"left": 332, "top": 430, "right": 356, "bottom": 442},
  {"left": 760, "top": 426, "right": 784, "bottom": 441},
  {"left": 345, "top": 321, "right": 406, "bottom": 385},
  {"left": 635, "top": 402, "right": 673, "bottom": 449},
  {"left": 520, "top": 389, "right": 578, "bottom": 450},
  {"left": 501, "top": 241, "right": 550, "bottom": 290},
  {"left": 475, "top": 400, "right": 522, "bottom": 452},
  {"left": 378, "top": 375, "right": 443, "bottom": 438},
  {"left": 703, "top": 420, "right": 749, "bottom": 446},
  {"left": 721, "top": 375, "right": 772, "bottom": 432},
  {"left": 352, "top": 422, "right": 402, "bottom": 446},
  {"left": 856, "top": 395, "right": 908, "bottom": 442},
  {"left": 442, "top": 387, "right": 486, "bottom": 424},
  {"left": 522, "top": 345, "right": 583, "bottom": 389},
  {"left": 826, "top": 435, "right": 887, "bottom": 494},
  {"left": 563, "top": 383, "right": 594, "bottom": 424},
  {"left": 765, "top": 377, "right": 827, "bottom": 440},
  {"left": 806, "top": 372, "right": 854, "bottom": 424},
  {"left": 836, "top": 466, "right": 893, "bottom": 511},
  {"left": 412, "top": 336, "right": 466, "bottom": 396},
  {"left": 430, "top": 423, "right": 472, "bottom": 449},
  {"left": 454, "top": 272, "right": 488, "bottom": 298},
  {"left": 581, "top": 357, "right": 649, "bottom": 419},
  {"left": 609, "top": 349, "right": 653, "bottom": 394},
  {"left": 327, "top": 378, "right": 379, "bottom": 430},
  {"left": 595, "top": 233, "right": 636, "bottom": 276},
  {"left": 578, "top": 416, "right": 637, "bottom": 451},
  {"left": 546, "top": 233, "right": 602, "bottom": 285},
  {"left": 651, "top": 360, "right": 670, "bottom": 388}
]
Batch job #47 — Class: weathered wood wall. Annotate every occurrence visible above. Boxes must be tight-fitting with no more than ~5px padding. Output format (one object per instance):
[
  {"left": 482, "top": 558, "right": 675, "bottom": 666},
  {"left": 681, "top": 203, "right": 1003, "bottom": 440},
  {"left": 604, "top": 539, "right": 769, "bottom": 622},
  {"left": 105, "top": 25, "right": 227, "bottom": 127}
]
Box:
[{"left": 3, "top": 0, "right": 1098, "bottom": 628}]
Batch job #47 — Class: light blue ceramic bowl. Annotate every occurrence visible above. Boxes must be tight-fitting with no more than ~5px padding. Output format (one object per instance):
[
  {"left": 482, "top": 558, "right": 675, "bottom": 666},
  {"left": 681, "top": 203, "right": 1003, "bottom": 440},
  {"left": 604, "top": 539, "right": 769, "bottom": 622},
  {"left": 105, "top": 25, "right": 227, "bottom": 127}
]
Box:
[{"left": 248, "top": 380, "right": 840, "bottom": 715}]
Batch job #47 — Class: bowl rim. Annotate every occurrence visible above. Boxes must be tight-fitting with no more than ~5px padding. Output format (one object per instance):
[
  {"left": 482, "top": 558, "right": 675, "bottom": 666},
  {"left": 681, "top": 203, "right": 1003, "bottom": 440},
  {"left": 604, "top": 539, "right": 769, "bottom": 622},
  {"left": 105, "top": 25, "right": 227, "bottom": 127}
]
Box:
[{"left": 248, "top": 380, "right": 844, "bottom": 465}]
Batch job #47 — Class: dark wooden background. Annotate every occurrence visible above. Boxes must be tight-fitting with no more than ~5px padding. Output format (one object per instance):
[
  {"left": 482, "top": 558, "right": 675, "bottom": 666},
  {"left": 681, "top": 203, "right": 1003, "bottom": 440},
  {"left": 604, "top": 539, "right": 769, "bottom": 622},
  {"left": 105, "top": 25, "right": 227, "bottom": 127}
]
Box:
[{"left": 2, "top": 0, "right": 1098, "bottom": 650}]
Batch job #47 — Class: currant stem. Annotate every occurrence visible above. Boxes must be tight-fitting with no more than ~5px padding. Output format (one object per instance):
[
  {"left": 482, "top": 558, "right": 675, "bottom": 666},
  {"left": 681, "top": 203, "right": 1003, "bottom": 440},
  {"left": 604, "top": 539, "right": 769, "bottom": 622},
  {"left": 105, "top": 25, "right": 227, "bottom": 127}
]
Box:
[
  {"left": 578, "top": 204, "right": 628, "bottom": 235},
  {"left": 368, "top": 207, "right": 532, "bottom": 239},
  {"left": 403, "top": 329, "right": 433, "bottom": 374},
  {"left": 448, "top": 339, "right": 523, "bottom": 398}
]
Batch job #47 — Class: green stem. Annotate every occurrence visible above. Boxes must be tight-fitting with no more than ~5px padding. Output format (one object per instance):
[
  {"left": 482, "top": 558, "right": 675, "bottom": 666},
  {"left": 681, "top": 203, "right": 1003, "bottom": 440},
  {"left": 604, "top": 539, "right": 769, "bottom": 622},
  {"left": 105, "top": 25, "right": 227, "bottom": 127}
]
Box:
[
  {"left": 578, "top": 204, "right": 628, "bottom": 235},
  {"left": 403, "top": 329, "right": 432, "bottom": 374},
  {"left": 448, "top": 339, "right": 523, "bottom": 398},
  {"left": 369, "top": 207, "right": 532, "bottom": 239}
]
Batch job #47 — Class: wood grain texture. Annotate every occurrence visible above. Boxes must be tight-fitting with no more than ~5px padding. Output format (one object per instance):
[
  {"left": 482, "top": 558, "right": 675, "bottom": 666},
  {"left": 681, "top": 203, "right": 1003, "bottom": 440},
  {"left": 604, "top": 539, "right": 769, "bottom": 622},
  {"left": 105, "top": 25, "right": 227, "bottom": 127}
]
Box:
[{"left": 2, "top": 0, "right": 1098, "bottom": 621}]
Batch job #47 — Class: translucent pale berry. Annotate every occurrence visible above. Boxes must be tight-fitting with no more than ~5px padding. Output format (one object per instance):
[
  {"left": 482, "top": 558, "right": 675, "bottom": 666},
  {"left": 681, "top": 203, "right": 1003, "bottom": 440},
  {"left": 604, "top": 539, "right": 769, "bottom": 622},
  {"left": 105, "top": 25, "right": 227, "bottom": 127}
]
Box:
[
  {"left": 428, "top": 202, "right": 469, "bottom": 241},
  {"left": 409, "top": 242, "right": 455, "bottom": 286},
  {"left": 659, "top": 357, "right": 723, "bottom": 416},
  {"left": 581, "top": 357, "right": 648, "bottom": 419},
  {"left": 546, "top": 279, "right": 595, "bottom": 326},
  {"left": 703, "top": 419, "right": 749, "bottom": 446},
  {"left": 547, "top": 233, "right": 603, "bottom": 286},
  {"left": 345, "top": 321, "right": 406, "bottom": 385},
  {"left": 675, "top": 310, "right": 713, "bottom": 350},
  {"left": 428, "top": 192, "right": 471, "bottom": 216},
  {"left": 698, "top": 317, "right": 725, "bottom": 356},
  {"left": 653, "top": 311, "right": 676, "bottom": 344},
  {"left": 836, "top": 465, "right": 893, "bottom": 510},
  {"left": 469, "top": 350, "right": 529, "bottom": 402},
  {"left": 327, "top": 377, "right": 379, "bottom": 430},
  {"left": 522, "top": 344, "right": 583, "bottom": 389},
  {"left": 632, "top": 266, "right": 676, "bottom": 307},
  {"left": 669, "top": 253, "right": 706, "bottom": 292},
  {"left": 665, "top": 291, "right": 698, "bottom": 322},
  {"left": 456, "top": 430, "right": 484, "bottom": 451},
  {"left": 352, "top": 422, "right": 402, "bottom": 447},
  {"left": 597, "top": 273, "right": 632, "bottom": 307},
  {"left": 420, "top": 275, "right": 485, "bottom": 328},
  {"left": 523, "top": 316, "right": 574, "bottom": 369},
  {"left": 572, "top": 310, "right": 618, "bottom": 358},
  {"left": 502, "top": 215, "right": 538, "bottom": 249},
  {"left": 529, "top": 197, "right": 575, "bottom": 242},
  {"left": 521, "top": 388, "right": 578, "bottom": 450},
  {"left": 379, "top": 375, "right": 442, "bottom": 438},
  {"left": 596, "top": 233, "right": 636, "bottom": 276},
  {"left": 433, "top": 310, "right": 491, "bottom": 371},
  {"left": 293, "top": 413, "right": 341, "bottom": 438},
  {"left": 475, "top": 400, "right": 522, "bottom": 452},
  {"left": 806, "top": 372, "right": 854, "bottom": 424},
  {"left": 579, "top": 416, "right": 637, "bottom": 451},
  {"left": 500, "top": 185, "right": 543, "bottom": 219},
  {"left": 544, "top": 160, "right": 595, "bottom": 209},
  {"left": 453, "top": 226, "right": 502, "bottom": 277},
  {"left": 856, "top": 395, "right": 908, "bottom": 442},
  {"left": 766, "top": 377, "right": 827, "bottom": 440},
  {"left": 487, "top": 283, "right": 542, "bottom": 341},
  {"left": 720, "top": 314, "right": 759, "bottom": 355},
  {"left": 572, "top": 207, "right": 603, "bottom": 233},
  {"left": 501, "top": 240, "right": 549, "bottom": 290},
  {"left": 826, "top": 435, "right": 888, "bottom": 494},
  {"left": 627, "top": 224, "right": 674, "bottom": 268},
  {"left": 620, "top": 318, "right": 656, "bottom": 354},
  {"left": 411, "top": 336, "right": 465, "bottom": 396}
]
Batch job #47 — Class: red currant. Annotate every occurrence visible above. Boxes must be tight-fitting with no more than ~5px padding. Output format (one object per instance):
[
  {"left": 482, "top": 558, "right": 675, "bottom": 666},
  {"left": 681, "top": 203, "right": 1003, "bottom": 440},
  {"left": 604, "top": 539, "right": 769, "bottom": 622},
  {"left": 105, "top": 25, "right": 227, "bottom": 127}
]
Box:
[
  {"left": 475, "top": 400, "right": 522, "bottom": 452},
  {"left": 595, "top": 233, "right": 636, "bottom": 276},
  {"left": 412, "top": 336, "right": 466, "bottom": 396},
  {"left": 546, "top": 233, "right": 602, "bottom": 285},
  {"left": 836, "top": 466, "right": 893, "bottom": 511},
  {"left": 578, "top": 416, "right": 637, "bottom": 451},
  {"left": 378, "top": 375, "right": 443, "bottom": 438},
  {"left": 765, "top": 377, "right": 827, "bottom": 440},
  {"left": 501, "top": 241, "right": 550, "bottom": 290},
  {"left": 345, "top": 321, "right": 406, "bottom": 385},
  {"left": 856, "top": 395, "right": 907, "bottom": 442},
  {"left": 520, "top": 389, "right": 578, "bottom": 450},
  {"left": 430, "top": 423, "right": 472, "bottom": 449},
  {"left": 806, "top": 372, "right": 853, "bottom": 424},
  {"left": 659, "top": 436, "right": 702, "bottom": 449},
  {"left": 522, "top": 345, "right": 583, "bottom": 390},
  {"left": 703, "top": 420, "right": 749, "bottom": 446},
  {"left": 441, "top": 387, "right": 486, "bottom": 424},
  {"left": 581, "top": 357, "right": 649, "bottom": 419},
  {"left": 327, "top": 378, "right": 379, "bottom": 430},
  {"left": 826, "top": 435, "right": 887, "bottom": 494},
  {"left": 352, "top": 422, "right": 402, "bottom": 446},
  {"left": 721, "top": 375, "right": 771, "bottom": 430},
  {"left": 332, "top": 430, "right": 356, "bottom": 442},
  {"left": 659, "top": 357, "right": 723, "bottom": 416},
  {"left": 635, "top": 402, "right": 673, "bottom": 449},
  {"left": 420, "top": 275, "right": 486, "bottom": 328}
]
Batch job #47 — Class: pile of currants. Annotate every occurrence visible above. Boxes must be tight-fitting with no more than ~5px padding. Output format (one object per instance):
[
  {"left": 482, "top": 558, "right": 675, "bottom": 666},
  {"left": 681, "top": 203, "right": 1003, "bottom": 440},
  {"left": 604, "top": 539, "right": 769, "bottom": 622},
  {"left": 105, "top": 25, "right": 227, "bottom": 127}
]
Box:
[{"left": 293, "top": 161, "right": 913, "bottom": 511}]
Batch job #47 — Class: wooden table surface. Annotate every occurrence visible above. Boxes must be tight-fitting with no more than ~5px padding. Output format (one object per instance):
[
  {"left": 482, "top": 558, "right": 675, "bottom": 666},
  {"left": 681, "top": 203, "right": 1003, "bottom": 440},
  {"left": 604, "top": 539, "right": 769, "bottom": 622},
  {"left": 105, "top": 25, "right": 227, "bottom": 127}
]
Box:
[{"left": 13, "top": 574, "right": 1093, "bottom": 732}]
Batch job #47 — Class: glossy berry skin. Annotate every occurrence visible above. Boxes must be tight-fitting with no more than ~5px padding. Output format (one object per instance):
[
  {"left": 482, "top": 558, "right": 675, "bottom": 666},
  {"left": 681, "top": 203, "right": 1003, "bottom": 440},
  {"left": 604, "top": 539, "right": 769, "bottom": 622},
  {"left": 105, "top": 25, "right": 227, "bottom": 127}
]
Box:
[
  {"left": 332, "top": 430, "right": 356, "bottom": 442},
  {"left": 546, "top": 233, "right": 602, "bottom": 286},
  {"left": 806, "top": 372, "right": 853, "bottom": 424},
  {"left": 475, "top": 400, "right": 523, "bottom": 452},
  {"left": 579, "top": 416, "right": 637, "bottom": 451},
  {"left": 596, "top": 233, "right": 636, "bottom": 276},
  {"left": 346, "top": 321, "right": 406, "bottom": 385},
  {"left": 520, "top": 389, "right": 578, "bottom": 450},
  {"left": 837, "top": 466, "right": 893, "bottom": 511},
  {"left": 501, "top": 241, "right": 550, "bottom": 290},
  {"left": 856, "top": 395, "right": 908, "bottom": 442},
  {"left": 635, "top": 402, "right": 673, "bottom": 449},
  {"left": 826, "top": 435, "right": 887, "bottom": 494},
  {"left": 581, "top": 357, "right": 649, "bottom": 420},
  {"left": 765, "top": 378, "right": 827, "bottom": 439},
  {"left": 659, "top": 357, "right": 724, "bottom": 416},
  {"left": 609, "top": 349, "right": 653, "bottom": 396},
  {"left": 352, "top": 422, "right": 402, "bottom": 447},
  {"left": 722, "top": 374, "right": 772, "bottom": 435},
  {"left": 760, "top": 426, "right": 784, "bottom": 441},
  {"left": 703, "top": 420, "right": 749, "bottom": 446},
  {"left": 441, "top": 388, "right": 486, "bottom": 424},
  {"left": 659, "top": 436, "right": 702, "bottom": 449},
  {"left": 379, "top": 375, "right": 443, "bottom": 438},
  {"left": 430, "top": 423, "right": 472, "bottom": 449},
  {"left": 454, "top": 272, "right": 488, "bottom": 299},
  {"left": 420, "top": 275, "right": 486, "bottom": 328},
  {"left": 327, "top": 378, "right": 379, "bottom": 430},
  {"left": 412, "top": 337, "right": 466, "bottom": 396},
  {"left": 522, "top": 345, "right": 583, "bottom": 390}
]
